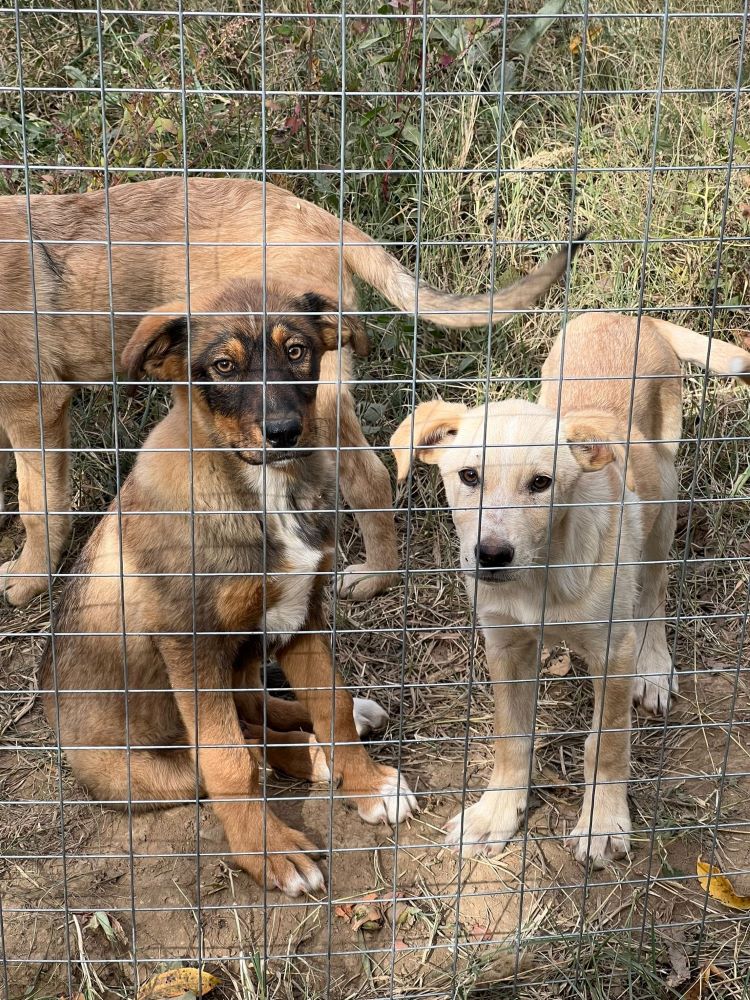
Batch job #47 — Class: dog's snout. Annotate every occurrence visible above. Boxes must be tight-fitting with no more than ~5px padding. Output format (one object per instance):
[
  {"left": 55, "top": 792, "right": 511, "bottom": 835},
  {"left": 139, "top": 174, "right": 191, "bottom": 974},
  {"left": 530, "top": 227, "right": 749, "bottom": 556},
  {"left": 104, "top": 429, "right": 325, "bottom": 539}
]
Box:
[
  {"left": 475, "top": 541, "right": 515, "bottom": 569},
  {"left": 264, "top": 417, "right": 302, "bottom": 449}
]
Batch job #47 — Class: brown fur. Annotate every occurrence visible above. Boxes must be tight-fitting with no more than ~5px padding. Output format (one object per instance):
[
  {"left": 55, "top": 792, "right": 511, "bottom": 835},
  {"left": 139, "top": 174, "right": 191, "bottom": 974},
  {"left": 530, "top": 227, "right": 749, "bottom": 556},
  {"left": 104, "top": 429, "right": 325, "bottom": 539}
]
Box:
[
  {"left": 0, "top": 177, "right": 576, "bottom": 605},
  {"left": 40, "top": 280, "right": 417, "bottom": 897}
]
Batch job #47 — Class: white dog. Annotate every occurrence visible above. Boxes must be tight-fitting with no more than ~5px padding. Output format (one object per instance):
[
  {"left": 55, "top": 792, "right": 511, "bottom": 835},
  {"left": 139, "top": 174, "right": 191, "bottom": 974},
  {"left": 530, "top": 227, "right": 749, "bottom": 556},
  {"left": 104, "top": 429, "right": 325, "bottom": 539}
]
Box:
[{"left": 392, "top": 313, "right": 750, "bottom": 867}]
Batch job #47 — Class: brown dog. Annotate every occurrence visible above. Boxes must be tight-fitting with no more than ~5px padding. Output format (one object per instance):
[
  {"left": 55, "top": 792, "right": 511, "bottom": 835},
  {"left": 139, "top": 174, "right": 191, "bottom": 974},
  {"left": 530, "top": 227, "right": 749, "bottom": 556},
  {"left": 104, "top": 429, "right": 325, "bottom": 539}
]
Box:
[
  {"left": 0, "top": 176, "right": 578, "bottom": 605},
  {"left": 41, "top": 278, "right": 417, "bottom": 896}
]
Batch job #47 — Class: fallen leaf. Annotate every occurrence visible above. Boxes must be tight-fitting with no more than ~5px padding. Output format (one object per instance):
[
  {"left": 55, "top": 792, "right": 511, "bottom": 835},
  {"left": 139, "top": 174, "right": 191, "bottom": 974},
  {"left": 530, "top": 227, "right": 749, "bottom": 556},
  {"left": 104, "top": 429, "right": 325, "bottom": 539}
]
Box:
[
  {"left": 666, "top": 942, "right": 691, "bottom": 988},
  {"left": 544, "top": 649, "right": 572, "bottom": 677},
  {"left": 334, "top": 904, "right": 354, "bottom": 919},
  {"left": 394, "top": 938, "right": 409, "bottom": 951},
  {"left": 742, "top": 204, "right": 750, "bottom": 219},
  {"left": 569, "top": 25, "right": 603, "bottom": 55},
  {"left": 391, "top": 901, "right": 418, "bottom": 929},
  {"left": 85, "top": 911, "right": 129, "bottom": 949},
  {"left": 137, "top": 969, "right": 221, "bottom": 1000},
  {"left": 696, "top": 858, "right": 750, "bottom": 910},
  {"left": 682, "top": 963, "right": 727, "bottom": 1000},
  {"left": 352, "top": 903, "right": 385, "bottom": 932}
]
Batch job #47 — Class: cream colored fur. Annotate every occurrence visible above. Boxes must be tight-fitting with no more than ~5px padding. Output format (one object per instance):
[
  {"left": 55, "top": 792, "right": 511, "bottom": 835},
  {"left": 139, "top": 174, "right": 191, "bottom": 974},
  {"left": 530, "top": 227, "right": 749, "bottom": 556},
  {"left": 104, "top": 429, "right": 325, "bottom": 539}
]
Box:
[{"left": 392, "top": 312, "right": 750, "bottom": 868}]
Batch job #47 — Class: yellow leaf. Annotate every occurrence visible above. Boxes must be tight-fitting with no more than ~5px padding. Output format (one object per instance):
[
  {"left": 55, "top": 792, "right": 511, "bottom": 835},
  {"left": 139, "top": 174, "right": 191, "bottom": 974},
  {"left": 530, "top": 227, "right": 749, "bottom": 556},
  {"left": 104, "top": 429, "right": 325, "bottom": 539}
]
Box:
[
  {"left": 569, "top": 26, "right": 603, "bottom": 55},
  {"left": 696, "top": 858, "right": 750, "bottom": 910},
  {"left": 137, "top": 968, "right": 221, "bottom": 1000},
  {"left": 544, "top": 649, "right": 572, "bottom": 677}
]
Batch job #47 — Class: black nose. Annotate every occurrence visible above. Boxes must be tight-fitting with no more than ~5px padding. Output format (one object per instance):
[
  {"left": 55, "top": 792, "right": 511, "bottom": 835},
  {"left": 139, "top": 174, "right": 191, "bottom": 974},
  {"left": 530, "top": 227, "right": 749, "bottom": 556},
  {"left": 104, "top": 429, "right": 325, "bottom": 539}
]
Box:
[
  {"left": 264, "top": 417, "right": 302, "bottom": 449},
  {"left": 475, "top": 542, "right": 515, "bottom": 569}
]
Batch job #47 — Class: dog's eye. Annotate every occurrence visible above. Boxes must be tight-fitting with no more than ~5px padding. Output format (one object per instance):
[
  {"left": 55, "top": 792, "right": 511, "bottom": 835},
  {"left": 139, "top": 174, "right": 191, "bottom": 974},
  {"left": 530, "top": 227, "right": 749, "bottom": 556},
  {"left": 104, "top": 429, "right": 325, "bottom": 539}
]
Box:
[
  {"left": 286, "top": 343, "right": 307, "bottom": 362},
  {"left": 529, "top": 475, "right": 552, "bottom": 493},
  {"left": 459, "top": 468, "right": 479, "bottom": 487},
  {"left": 214, "top": 358, "right": 235, "bottom": 375}
]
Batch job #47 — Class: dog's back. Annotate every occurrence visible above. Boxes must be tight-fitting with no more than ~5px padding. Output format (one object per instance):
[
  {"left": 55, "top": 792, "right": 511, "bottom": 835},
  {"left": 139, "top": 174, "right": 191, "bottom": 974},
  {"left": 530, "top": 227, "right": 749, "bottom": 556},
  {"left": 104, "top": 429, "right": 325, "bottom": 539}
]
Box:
[{"left": 540, "top": 313, "right": 683, "bottom": 456}]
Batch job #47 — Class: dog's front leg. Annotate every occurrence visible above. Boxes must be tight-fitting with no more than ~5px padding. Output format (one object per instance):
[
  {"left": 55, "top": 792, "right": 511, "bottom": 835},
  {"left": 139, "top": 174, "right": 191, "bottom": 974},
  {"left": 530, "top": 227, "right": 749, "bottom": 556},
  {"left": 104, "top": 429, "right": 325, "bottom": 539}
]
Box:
[
  {"left": 159, "top": 638, "right": 325, "bottom": 896},
  {"left": 445, "top": 628, "right": 537, "bottom": 857},
  {"left": 567, "top": 628, "right": 634, "bottom": 868},
  {"left": 1, "top": 395, "right": 72, "bottom": 606},
  {"left": 277, "top": 627, "right": 418, "bottom": 824}
]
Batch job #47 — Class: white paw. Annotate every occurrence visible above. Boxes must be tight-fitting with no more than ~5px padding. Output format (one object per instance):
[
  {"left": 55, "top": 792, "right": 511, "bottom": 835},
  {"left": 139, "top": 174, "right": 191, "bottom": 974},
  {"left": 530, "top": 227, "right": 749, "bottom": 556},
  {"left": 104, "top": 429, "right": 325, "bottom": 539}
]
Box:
[
  {"left": 353, "top": 697, "right": 389, "bottom": 737},
  {"left": 281, "top": 862, "right": 326, "bottom": 898},
  {"left": 633, "top": 648, "right": 678, "bottom": 715},
  {"left": 337, "top": 562, "right": 399, "bottom": 602},
  {"left": 566, "top": 802, "right": 631, "bottom": 869},
  {"left": 357, "top": 769, "right": 418, "bottom": 825},
  {"left": 444, "top": 789, "right": 527, "bottom": 857},
  {"left": 307, "top": 738, "right": 331, "bottom": 783}
]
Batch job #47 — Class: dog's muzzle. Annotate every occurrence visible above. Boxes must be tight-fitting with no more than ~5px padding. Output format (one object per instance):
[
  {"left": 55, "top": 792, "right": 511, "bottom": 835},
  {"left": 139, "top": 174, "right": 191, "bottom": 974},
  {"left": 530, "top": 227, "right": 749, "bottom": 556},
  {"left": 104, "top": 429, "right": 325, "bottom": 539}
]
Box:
[{"left": 235, "top": 447, "right": 312, "bottom": 466}]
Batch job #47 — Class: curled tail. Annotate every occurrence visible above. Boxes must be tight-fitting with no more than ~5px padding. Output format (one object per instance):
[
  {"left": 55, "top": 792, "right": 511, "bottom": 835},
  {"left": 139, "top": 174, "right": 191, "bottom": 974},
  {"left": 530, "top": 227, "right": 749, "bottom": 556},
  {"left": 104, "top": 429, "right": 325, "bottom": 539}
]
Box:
[
  {"left": 649, "top": 318, "right": 750, "bottom": 384},
  {"left": 342, "top": 224, "right": 587, "bottom": 328}
]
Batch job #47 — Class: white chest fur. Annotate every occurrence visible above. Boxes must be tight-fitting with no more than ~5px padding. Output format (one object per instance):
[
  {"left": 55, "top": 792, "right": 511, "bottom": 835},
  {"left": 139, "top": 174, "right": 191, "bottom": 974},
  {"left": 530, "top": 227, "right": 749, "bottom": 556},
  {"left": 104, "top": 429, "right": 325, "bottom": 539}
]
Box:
[
  {"left": 241, "top": 464, "right": 329, "bottom": 644},
  {"left": 264, "top": 512, "right": 326, "bottom": 643}
]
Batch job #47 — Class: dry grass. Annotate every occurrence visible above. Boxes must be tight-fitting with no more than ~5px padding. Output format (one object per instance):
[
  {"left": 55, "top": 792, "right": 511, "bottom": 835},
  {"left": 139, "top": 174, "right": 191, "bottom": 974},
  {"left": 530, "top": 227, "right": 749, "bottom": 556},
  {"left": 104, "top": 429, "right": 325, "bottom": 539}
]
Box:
[{"left": 1, "top": 0, "right": 750, "bottom": 997}]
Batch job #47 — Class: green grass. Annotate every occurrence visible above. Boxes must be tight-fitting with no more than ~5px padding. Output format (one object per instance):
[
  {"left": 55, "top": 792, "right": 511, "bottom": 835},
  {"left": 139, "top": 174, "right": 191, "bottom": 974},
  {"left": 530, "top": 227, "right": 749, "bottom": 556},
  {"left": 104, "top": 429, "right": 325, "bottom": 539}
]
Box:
[{"left": 1, "top": 1, "right": 750, "bottom": 998}]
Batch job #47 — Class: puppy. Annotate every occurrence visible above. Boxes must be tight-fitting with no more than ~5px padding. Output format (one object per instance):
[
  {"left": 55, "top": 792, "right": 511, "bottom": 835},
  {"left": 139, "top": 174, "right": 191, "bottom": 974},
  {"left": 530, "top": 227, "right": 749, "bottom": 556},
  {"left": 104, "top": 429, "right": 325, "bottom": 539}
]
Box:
[
  {"left": 0, "top": 176, "right": 579, "bottom": 605},
  {"left": 41, "top": 279, "right": 417, "bottom": 897},
  {"left": 392, "top": 313, "right": 750, "bottom": 867}
]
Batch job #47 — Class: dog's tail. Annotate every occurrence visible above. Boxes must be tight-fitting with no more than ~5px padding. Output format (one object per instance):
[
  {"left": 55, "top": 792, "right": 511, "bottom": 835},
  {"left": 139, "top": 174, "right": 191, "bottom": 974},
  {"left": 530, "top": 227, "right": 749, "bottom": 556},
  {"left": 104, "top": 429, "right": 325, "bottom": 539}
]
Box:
[
  {"left": 649, "top": 318, "right": 750, "bottom": 384},
  {"left": 341, "top": 223, "right": 587, "bottom": 328}
]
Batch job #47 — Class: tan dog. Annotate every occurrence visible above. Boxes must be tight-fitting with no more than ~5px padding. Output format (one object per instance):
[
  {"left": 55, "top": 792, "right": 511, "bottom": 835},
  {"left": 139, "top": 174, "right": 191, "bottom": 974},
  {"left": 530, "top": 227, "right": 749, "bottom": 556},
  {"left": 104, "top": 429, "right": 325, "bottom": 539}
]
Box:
[
  {"left": 392, "top": 313, "right": 750, "bottom": 867},
  {"left": 42, "top": 279, "right": 417, "bottom": 897},
  {"left": 0, "top": 176, "right": 578, "bottom": 605}
]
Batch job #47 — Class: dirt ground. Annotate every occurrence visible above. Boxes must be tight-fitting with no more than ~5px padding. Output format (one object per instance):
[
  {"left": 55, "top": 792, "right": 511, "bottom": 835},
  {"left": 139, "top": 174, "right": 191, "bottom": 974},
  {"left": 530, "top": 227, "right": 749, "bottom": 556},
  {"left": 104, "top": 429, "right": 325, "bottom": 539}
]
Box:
[{"left": 2, "top": 481, "right": 749, "bottom": 999}]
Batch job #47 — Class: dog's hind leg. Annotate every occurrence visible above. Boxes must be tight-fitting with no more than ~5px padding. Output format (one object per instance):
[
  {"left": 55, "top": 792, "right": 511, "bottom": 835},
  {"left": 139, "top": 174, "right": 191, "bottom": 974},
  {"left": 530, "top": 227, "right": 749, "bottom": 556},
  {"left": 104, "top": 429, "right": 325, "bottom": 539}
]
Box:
[
  {"left": 242, "top": 724, "right": 331, "bottom": 782},
  {"left": 66, "top": 746, "right": 201, "bottom": 807},
  {"left": 278, "top": 626, "right": 417, "bottom": 824},
  {"left": 1, "top": 390, "right": 72, "bottom": 606},
  {"left": 234, "top": 661, "right": 389, "bottom": 738},
  {"left": 633, "top": 489, "right": 679, "bottom": 716},
  {"left": 317, "top": 353, "right": 399, "bottom": 602}
]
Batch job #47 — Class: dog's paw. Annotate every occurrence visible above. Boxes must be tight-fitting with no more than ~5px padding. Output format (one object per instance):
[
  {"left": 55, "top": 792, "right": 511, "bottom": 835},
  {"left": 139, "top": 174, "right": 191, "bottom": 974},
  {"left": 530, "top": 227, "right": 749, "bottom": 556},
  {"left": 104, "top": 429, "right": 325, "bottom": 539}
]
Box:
[
  {"left": 343, "top": 762, "right": 418, "bottom": 825},
  {"left": 353, "top": 697, "right": 389, "bottom": 738},
  {"left": 633, "top": 648, "right": 678, "bottom": 715},
  {"left": 305, "top": 737, "right": 332, "bottom": 783},
  {"left": 566, "top": 803, "right": 631, "bottom": 869},
  {"left": 242, "top": 815, "right": 325, "bottom": 898},
  {"left": 444, "top": 789, "right": 527, "bottom": 857},
  {"left": 337, "top": 562, "right": 399, "bottom": 602},
  {"left": 0, "top": 559, "right": 47, "bottom": 607},
  {"left": 633, "top": 671, "right": 677, "bottom": 716},
  {"left": 634, "top": 637, "right": 677, "bottom": 715}
]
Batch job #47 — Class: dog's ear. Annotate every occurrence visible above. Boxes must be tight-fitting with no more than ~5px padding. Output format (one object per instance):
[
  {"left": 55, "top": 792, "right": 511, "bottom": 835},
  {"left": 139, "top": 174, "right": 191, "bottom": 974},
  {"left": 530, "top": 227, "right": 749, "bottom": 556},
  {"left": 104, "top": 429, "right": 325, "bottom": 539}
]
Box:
[
  {"left": 295, "top": 292, "right": 369, "bottom": 358},
  {"left": 564, "top": 412, "right": 623, "bottom": 471},
  {"left": 122, "top": 301, "right": 189, "bottom": 382},
  {"left": 390, "top": 399, "right": 467, "bottom": 481}
]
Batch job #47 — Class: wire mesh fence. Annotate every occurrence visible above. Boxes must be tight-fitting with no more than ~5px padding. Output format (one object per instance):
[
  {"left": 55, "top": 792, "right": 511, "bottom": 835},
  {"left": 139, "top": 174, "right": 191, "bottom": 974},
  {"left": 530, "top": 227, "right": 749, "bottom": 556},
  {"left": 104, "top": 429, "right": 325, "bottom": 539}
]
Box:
[{"left": 1, "top": 1, "right": 749, "bottom": 997}]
